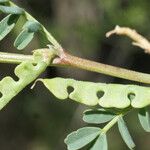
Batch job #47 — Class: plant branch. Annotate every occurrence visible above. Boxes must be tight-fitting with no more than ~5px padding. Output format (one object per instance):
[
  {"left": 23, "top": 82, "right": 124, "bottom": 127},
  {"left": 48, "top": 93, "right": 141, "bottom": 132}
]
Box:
[
  {"left": 1, "top": 50, "right": 150, "bottom": 84},
  {"left": 106, "top": 25, "right": 150, "bottom": 54},
  {"left": 4, "top": 2, "right": 150, "bottom": 84},
  {"left": 0, "top": 52, "right": 33, "bottom": 64},
  {"left": 53, "top": 52, "right": 150, "bottom": 84}
]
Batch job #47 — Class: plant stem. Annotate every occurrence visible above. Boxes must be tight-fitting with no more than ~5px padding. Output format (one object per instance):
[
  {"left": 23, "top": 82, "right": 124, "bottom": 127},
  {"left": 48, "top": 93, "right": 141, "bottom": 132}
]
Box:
[
  {"left": 0, "top": 51, "right": 150, "bottom": 84},
  {"left": 54, "top": 52, "right": 150, "bottom": 84},
  {"left": 102, "top": 115, "right": 122, "bottom": 133},
  {"left": 0, "top": 52, "right": 33, "bottom": 64}
]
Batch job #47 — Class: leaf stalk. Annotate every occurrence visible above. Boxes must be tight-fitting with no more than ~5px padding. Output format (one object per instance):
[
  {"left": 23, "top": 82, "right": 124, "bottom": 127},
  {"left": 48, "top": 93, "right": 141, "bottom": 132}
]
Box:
[{"left": 102, "top": 115, "right": 122, "bottom": 134}]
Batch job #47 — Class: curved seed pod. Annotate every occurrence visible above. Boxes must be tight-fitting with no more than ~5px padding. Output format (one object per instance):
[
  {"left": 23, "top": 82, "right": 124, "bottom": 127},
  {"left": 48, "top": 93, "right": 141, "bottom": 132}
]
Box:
[
  {"left": 36, "top": 78, "right": 150, "bottom": 109},
  {"left": 0, "top": 49, "right": 55, "bottom": 110}
]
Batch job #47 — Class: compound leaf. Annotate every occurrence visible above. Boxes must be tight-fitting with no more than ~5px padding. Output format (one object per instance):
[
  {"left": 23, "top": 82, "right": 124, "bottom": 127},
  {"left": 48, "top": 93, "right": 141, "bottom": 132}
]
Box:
[
  {"left": 138, "top": 107, "right": 150, "bottom": 132},
  {"left": 64, "top": 127, "right": 100, "bottom": 150},
  {"left": 0, "top": 49, "right": 54, "bottom": 110},
  {"left": 36, "top": 77, "right": 150, "bottom": 109},
  {"left": 0, "top": 6, "right": 24, "bottom": 14},
  {"left": 90, "top": 134, "right": 108, "bottom": 150},
  {"left": 118, "top": 117, "right": 135, "bottom": 149},
  {"left": 0, "top": 14, "right": 19, "bottom": 40},
  {"left": 83, "top": 109, "right": 116, "bottom": 124}
]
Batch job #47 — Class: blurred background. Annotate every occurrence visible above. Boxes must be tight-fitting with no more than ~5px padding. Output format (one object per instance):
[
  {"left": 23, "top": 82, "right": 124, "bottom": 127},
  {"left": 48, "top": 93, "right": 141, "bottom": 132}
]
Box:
[{"left": 0, "top": 0, "right": 150, "bottom": 149}]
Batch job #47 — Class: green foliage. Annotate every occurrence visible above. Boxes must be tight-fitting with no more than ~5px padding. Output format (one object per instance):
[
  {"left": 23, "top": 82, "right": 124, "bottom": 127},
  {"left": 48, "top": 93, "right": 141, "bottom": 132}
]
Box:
[
  {"left": 14, "top": 21, "right": 41, "bottom": 50},
  {"left": 0, "top": 14, "right": 19, "bottom": 40},
  {"left": 0, "top": 2, "right": 32, "bottom": 49},
  {"left": 0, "top": 1, "right": 149, "bottom": 150},
  {"left": 64, "top": 127, "right": 100, "bottom": 150},
  {"left": 65, "top": 109, "right": 137, "bottom": 150},
  {"left": 0, "top": 0, "right": 9, "bottom": 3},
  {"left": 90, "top": 134, "right": 107, "bottom": 150},
  {"left": 65, "top": 126, "right": 108, "bottom": 150},
  {"left": 138, "top": 107, "right": 150, "bottom": 132},
  {"left": 83, "top": 109, "right": 116, "bottom": 124},
  {"left": 14, "top": 28, "right": 34, "bottom": 50},
  {"left": 0, "top": 6, "right": 24, "bottom": 14},
  {"left": 33, "top": 77, "right": 150, "bottom": 149},
  {"left": 0, "top": 49, "right": 54, "bottom": 110},
  {"left": 0, "top": 0, "right": 61, "bottom": 50},
  {"left": 36, "top": 77, "right": 150, "bottom": 108},
  {"left": 118, "top": 117, "right": 135, "bottom": 149},
  {"left": 23, "top": 20, "right": 41, "bottom": 32}
]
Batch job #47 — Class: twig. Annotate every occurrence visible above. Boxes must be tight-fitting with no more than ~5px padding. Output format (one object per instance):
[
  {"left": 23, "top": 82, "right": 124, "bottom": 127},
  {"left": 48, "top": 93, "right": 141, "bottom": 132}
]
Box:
[{"left": 106, "top": 25, "right": 150, "bottom": 54}]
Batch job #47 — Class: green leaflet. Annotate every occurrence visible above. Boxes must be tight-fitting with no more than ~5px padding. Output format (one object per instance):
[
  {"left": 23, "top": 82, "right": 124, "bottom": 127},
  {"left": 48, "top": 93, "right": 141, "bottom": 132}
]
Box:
[
  {"left": 36, "top": 78, "right": 150, "bottom": 109},
  {"left": 90, "top": 134, "right": 108, "bottom": 150},
  {"left": 14, "top": 21, "right": 41, "bottom": 50},
  {"left": 0, "top": 49, "right": 54, "bottom": 110},
  {"left": 23, "top": 20, "right": 41, "bottom": 32},
  {"left": 118, "top": 117, "right": 135, "bottom": 149},
  {"left": 0, "top": 6, "right": 24, "bottom": 14},
  {"left": 14, "top": 29, "right": 34, "bottom": 50},
  {"left": 83, "top": 109, "right": 116, "bottom": 124},
  {"left": 65, "top": 127, "right": 108, "bottom": 150},
  {"left": 0, "top": 14, "right": 19, "bottom": 40},
  {"left": 0, "top": 0, "right": 9, "bottom": 3},
  {"left": 64, "top": 127, "right": 100, "bottom": 150},
  {"left": 138, "top": 107, "right": 150, "bottom": 132}
]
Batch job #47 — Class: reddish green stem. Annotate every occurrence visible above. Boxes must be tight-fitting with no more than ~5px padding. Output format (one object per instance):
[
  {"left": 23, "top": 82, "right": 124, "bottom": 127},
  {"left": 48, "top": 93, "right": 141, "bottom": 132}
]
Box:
[{"left": 53, "top": 52, "right": 150, "bottom": 84}]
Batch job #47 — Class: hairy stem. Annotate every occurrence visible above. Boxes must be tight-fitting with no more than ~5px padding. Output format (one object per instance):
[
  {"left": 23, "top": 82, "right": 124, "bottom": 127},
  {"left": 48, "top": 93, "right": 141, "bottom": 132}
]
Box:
[{"left": 0, "top": 51, "right": 150, "bottom": 84}]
